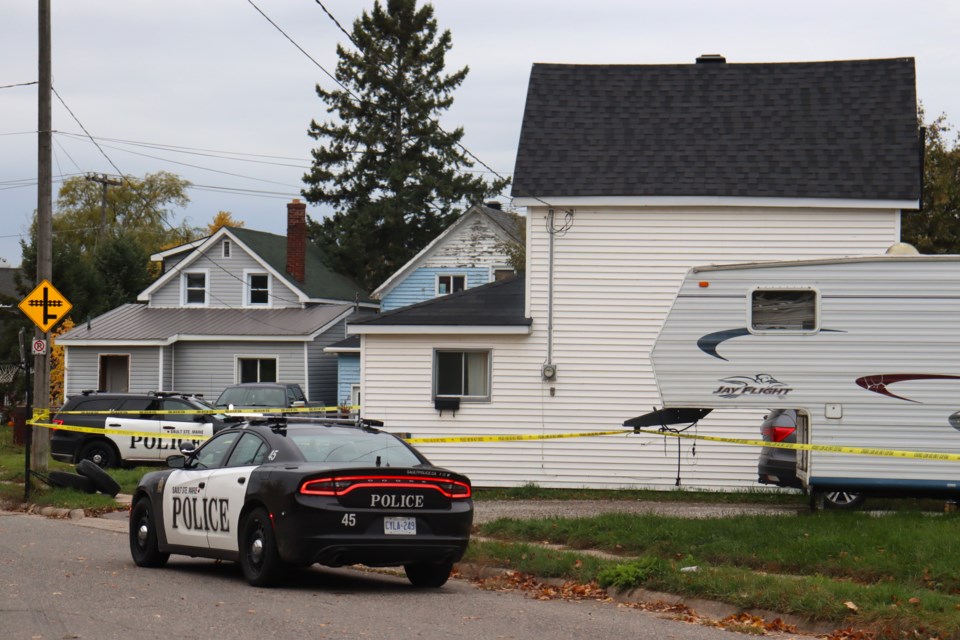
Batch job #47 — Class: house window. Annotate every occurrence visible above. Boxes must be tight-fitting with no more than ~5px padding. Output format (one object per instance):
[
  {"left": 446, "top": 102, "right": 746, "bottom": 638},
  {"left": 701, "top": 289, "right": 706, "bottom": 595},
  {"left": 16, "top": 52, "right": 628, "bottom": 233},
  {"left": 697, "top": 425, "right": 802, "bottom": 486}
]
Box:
[
  {"left": 434, "top": 349, "right": 490, "bottom": 401},
  {"left": 750, "top": 288, "right": 818, "bottom": 332},
  {"left": 222, "top": 240, "right": 231, "bottom": 258},
  {"left": 437, "top": 274, "right": 466, "bottom": 296},
  {"left": 238, "top": 358, "right": 277, "bottom": 383},
  {"left": 494, "top": 268, "right": 515, "bottom": 281},
  {"left": 183, "top": 272, "right": 207, "bottom": 306},
  {"left": 247, "top": 273, "right": 270, "bottom": 305}
]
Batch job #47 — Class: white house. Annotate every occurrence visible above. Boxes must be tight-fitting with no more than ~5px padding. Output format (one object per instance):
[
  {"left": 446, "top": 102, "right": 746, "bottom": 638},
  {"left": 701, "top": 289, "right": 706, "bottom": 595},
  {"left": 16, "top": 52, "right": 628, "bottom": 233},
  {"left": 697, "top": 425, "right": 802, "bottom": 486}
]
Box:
[{"left": 352, "top": 56, "right": 922, "bottom": 490}]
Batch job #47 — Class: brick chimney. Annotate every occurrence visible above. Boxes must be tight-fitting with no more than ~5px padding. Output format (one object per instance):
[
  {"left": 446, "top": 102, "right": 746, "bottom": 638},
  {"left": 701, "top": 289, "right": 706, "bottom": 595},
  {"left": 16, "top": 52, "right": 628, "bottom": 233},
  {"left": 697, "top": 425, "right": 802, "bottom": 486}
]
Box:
[{"left": 286, "top": 199, "right": 306, "bottom": 282}]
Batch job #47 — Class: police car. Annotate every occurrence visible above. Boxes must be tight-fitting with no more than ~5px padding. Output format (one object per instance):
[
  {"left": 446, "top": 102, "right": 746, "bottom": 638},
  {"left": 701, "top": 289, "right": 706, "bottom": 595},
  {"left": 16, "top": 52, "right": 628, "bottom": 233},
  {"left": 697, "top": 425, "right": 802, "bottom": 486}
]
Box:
[{"left": 129, "top": 417, "right": 473, "bottom": 588}]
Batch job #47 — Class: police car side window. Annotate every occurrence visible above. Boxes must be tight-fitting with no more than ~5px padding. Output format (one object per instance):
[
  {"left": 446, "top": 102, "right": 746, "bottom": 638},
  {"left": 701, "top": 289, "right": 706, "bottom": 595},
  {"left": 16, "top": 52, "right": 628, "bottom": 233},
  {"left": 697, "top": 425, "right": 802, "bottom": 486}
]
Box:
[
  {"left": 193, "top": 432, "right": 240, "bottom": 469},
  {"left": 115, "top": 398, "right": 154, "bottom": 419},
  {"left": 161, "top": 399, "right": 196, "bottom": 423},
  {"left": 225, "top": 433, "right": 267, "bottom": 467}
]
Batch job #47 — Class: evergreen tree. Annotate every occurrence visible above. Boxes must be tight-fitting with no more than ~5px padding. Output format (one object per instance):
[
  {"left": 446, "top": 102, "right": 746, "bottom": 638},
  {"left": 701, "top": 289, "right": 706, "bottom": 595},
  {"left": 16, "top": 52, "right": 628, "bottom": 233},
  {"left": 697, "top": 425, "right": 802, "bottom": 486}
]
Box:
[
  {"left": 902, "top": 109, "right": 960, "bottom": 253},
  {"left": 302, "top": 0, "right": 509, "bottom": 290}
]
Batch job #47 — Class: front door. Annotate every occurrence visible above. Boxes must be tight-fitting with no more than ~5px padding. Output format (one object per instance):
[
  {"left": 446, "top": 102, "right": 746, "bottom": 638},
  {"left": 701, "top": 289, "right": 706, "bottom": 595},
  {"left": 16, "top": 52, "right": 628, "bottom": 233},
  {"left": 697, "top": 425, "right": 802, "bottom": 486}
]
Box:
[{"left": 99, "top": 355, "right": 129, "bottom": 392}]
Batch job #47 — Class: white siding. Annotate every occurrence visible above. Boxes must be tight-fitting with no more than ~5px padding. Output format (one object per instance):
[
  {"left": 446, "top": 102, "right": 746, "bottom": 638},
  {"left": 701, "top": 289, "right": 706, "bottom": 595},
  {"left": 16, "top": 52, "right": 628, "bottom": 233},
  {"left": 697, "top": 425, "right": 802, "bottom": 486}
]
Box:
[{"left": 361, "top": 205, "right": 901, "bottom": 489}]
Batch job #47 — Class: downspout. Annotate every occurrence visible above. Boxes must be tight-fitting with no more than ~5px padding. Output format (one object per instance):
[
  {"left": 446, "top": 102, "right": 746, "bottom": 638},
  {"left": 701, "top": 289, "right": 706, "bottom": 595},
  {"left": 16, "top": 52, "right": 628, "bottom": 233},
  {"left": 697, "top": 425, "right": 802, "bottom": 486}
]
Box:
[{"left": 547, "top": 208, "right": 555, "bottom": 367}]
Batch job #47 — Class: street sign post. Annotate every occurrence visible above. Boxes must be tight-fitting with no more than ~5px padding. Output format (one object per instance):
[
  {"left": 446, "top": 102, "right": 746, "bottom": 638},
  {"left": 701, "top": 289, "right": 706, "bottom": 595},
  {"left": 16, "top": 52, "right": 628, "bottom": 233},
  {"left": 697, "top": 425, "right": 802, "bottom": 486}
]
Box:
[{"left": 18, "top": 279, "right": 72, "bottom": 333}]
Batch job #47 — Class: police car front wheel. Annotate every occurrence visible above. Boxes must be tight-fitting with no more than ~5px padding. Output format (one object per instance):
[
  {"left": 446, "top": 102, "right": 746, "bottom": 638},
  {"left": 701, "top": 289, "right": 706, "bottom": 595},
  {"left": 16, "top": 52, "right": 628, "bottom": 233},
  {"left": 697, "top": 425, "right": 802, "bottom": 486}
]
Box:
[{"left": 129, "top": 498, "right": 170, "bottom": 568}]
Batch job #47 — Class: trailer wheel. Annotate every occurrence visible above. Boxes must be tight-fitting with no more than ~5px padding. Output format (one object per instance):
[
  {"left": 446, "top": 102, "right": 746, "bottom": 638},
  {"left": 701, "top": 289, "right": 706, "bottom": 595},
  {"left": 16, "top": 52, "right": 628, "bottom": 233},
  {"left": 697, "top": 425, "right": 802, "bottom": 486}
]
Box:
[{"left": 820, "top": 489, "right": 865, "bottom": 510}]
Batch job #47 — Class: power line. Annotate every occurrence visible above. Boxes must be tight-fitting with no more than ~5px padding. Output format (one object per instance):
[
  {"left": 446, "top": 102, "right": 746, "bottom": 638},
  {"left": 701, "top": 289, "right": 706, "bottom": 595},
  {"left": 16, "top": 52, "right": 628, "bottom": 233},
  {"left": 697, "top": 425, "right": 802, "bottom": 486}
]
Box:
[
  {"left": 55, "top": 131, "right": 312, "bottom": 168},
  {"left": 0, "top": 80, "right": 37, "bottom": 90},
  {"left": 52, "top": 86, "right": 126, "bottom": 179},
  {"left": 312, "top": 0, "right": 553, "bottom": 214}
]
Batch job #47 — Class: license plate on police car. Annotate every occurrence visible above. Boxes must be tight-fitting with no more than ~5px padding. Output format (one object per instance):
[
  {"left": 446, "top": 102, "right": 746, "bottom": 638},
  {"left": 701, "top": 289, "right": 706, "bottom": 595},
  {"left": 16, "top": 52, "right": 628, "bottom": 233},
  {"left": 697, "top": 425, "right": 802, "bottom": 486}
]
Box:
[{"left": 384, "top": 517, "right": 416, "bottom": 535}]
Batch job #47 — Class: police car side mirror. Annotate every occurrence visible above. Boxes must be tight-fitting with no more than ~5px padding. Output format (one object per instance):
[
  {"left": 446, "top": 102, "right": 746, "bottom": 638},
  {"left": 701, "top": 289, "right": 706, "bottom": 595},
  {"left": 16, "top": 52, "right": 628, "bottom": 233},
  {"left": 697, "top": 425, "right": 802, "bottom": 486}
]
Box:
[{"left": 166, "top": 455, "right": 186, "bottom": 468}]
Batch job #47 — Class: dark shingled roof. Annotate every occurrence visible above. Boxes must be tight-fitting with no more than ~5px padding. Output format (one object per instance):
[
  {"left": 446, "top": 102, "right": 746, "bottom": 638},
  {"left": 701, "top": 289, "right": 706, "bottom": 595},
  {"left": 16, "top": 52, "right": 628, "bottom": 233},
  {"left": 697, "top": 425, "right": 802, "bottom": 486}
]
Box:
[
  {"left": 512, "top": 58, "right": 921, "bottom": 202},
  {"left": 353, "top": 275, "right": 529, "bottom": 327},
  {"left": 228, "top": 227, "right": 373, "bottom": 303}
]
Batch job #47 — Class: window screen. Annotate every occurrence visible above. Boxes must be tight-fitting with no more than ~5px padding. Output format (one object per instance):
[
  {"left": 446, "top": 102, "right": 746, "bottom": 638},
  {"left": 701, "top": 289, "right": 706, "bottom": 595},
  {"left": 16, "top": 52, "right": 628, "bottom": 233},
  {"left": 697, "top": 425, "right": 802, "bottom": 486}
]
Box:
[{"left": 435, "top": 350, "right": 490, "bottom": 399}]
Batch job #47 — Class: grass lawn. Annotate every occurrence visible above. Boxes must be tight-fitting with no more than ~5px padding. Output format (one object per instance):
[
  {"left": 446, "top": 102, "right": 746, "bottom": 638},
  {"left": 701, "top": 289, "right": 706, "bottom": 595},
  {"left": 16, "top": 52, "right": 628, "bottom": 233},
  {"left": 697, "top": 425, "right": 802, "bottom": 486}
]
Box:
[{"left": 471, "top": 509, "right": 960, "bottom": 638}]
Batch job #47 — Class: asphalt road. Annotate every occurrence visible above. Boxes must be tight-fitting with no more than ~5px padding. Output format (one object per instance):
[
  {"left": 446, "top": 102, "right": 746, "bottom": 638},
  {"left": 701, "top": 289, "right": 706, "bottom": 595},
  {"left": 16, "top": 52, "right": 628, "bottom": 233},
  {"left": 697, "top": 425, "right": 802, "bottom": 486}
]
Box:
[{"left": 0, "top": 509, "right": 773, "bottom": 640}]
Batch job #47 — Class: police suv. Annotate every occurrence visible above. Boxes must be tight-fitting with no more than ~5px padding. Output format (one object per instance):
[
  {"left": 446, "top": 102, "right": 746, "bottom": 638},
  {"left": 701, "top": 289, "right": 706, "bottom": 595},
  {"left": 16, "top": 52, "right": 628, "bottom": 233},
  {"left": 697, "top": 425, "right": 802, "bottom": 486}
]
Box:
[
  {"left": 129, "top": 417, "right": 474, "bottom": 588},
  {"left": 51, "top": 391, "right": 231, "bottom": 468}
]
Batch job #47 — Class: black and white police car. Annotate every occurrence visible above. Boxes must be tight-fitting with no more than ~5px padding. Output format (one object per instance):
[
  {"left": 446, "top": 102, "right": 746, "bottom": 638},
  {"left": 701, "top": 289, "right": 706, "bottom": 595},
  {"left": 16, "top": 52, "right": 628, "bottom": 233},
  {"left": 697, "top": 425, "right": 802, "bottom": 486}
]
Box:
[{"left": 129, "top": 416, "right": 473, "bottom": 588}]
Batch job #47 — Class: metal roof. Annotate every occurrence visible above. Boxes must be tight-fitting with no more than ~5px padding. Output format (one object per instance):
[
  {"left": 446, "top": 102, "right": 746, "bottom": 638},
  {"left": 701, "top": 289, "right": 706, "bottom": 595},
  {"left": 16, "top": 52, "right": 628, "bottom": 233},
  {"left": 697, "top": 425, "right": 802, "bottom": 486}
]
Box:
[{"left": 56, "top": 303, "right": 354, "bottom": 344}]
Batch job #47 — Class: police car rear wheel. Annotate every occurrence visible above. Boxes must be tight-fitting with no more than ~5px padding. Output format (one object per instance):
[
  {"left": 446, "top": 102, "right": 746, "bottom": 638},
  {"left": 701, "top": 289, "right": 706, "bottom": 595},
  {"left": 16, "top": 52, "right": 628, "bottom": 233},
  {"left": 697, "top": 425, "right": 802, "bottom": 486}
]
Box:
[
  {"left": 240, "top": 507, "right": 284, "bottom": 587},
  {"left": 78, "top": 440, "right": 118, "bottom": 469},
  {"left": 129, "top": 498, "right": 169, "bottom": 568},
  {"left": 404, "top": 560, "right": 453, "bottom": 588}
]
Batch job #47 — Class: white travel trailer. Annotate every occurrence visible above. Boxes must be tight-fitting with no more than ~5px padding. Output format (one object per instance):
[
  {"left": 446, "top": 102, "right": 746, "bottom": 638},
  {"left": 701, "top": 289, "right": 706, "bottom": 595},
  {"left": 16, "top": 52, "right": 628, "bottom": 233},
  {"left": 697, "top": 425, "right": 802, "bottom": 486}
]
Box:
[{"left": 642, "top": 250, "right": 960, "bottom": 505}]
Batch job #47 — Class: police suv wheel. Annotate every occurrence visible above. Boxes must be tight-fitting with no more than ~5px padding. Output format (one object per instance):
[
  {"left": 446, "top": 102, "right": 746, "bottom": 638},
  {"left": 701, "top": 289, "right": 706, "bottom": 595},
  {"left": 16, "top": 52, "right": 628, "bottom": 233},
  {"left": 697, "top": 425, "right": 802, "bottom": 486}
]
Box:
[
  {"left": 239, "top": 507, "right": 284, "bottom": 587},
  {"left": 75, "top": 459, "right": 121, "bottom": 497},
  {"left": 404, "top": 560, "right": 453, "bottom": 588},
  {"left": 78, "top": 440, "right": 118, "bottom": 469},
  {"left": 129, "top": 498, "right": 170, "bottom": 568}
]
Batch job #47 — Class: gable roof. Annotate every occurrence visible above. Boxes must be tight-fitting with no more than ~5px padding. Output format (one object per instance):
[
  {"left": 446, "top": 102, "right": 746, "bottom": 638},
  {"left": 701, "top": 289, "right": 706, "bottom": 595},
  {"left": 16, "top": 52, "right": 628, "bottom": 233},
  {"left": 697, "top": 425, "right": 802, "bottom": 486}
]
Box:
[
  {"left": 141, "top": 226, "right": 373, "bottom": 305},
  {"left": 512, "top": 57, "right": 921, "bottom": 203},
  {"left": 57, "top": 302, "right": 354, "bottom": 345},
  {"left": 227, "top": 227, "right": 373, "bottom": 303},
  {"left": 352, "top": 275, "right": 529, "bottom": 333},
  {"left": 371, "top": 204, "right": 523, "bottom": 299}
]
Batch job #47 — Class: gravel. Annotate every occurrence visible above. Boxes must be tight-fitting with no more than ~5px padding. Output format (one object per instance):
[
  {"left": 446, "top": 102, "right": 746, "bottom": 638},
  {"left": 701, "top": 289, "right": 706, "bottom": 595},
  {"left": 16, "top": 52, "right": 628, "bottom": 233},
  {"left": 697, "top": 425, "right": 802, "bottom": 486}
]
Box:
[{"left": 473, "top": 499, "right": 803, "bottom": 524}]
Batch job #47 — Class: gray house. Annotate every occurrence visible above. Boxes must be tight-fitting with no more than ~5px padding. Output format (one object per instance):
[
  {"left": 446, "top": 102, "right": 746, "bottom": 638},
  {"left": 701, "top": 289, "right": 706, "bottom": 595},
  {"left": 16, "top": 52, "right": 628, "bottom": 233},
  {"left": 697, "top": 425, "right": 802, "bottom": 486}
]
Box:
[{"left": 56, "top": 200, "right": 377, "bottom": 405}]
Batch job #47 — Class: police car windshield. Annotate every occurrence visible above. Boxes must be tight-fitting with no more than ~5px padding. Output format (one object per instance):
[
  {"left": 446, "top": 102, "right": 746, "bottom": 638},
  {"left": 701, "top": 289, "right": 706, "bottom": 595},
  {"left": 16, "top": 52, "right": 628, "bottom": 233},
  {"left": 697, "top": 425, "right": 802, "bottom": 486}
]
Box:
[{"left": 289, "top": 431, "right": 422, "bottom": 467}]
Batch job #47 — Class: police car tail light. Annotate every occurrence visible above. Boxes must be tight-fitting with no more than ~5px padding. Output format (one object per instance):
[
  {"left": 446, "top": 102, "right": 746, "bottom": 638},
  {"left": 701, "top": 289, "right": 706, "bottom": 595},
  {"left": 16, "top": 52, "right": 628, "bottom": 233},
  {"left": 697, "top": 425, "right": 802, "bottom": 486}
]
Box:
[{"left": 300, "top": 475, "right": 471, "bottom": 499}]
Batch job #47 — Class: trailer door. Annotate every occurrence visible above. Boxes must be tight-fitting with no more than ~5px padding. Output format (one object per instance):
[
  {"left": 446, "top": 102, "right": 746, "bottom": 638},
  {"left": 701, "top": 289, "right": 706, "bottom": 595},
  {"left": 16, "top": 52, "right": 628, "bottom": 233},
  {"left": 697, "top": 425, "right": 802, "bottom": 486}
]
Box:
[{"left": 796, "top": 412, "right": 810, "bottom": 486}]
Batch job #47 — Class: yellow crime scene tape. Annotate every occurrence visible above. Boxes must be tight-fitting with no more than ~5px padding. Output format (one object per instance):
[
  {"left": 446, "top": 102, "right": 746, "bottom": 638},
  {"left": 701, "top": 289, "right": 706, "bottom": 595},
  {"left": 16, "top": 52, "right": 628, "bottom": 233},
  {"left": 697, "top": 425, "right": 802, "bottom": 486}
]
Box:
[
  {"left": 631, "top": 428, "right": 960, "bottom": 462},
  {"left": 25, "top": 407, "right": 960, "bottom": 459}
]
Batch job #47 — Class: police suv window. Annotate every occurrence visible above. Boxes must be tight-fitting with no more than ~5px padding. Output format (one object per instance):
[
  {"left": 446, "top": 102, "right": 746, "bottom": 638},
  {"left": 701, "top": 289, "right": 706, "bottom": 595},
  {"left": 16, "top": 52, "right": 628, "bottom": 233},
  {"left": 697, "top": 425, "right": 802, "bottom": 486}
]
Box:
[{"left": 751, "top": 289, "right": 818, "bottom": 332}]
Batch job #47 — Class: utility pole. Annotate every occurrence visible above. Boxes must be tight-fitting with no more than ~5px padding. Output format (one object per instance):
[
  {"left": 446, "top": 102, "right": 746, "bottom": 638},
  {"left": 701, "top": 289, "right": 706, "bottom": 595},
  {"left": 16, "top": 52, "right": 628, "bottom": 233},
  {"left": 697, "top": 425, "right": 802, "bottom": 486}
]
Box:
[
  {"left": 85, "top": 173, "right": 122, "bottom": 246},
  {"left": 32, "top": 0, "right": 53, "bottom": 473}
]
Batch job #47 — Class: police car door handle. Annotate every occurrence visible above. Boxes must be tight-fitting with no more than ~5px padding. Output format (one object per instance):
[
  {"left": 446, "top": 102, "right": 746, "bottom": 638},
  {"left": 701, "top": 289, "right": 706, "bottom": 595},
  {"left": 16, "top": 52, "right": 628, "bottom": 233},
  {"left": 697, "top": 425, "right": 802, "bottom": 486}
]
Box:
[
  {"left": 107, "top": 423, "right": 121, "bottom": 428},
  {"left": 162, "top": 426, "right": 176, "bottom": 430}
]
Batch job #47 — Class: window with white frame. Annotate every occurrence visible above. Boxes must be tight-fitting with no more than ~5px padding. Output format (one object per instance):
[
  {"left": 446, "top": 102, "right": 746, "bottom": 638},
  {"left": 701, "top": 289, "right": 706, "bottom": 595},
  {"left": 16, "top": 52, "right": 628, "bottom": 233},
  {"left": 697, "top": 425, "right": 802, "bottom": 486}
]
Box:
[
  {"left": 183, "top": 271, "right": 207, "bottom": 306},
  {"left": 246, "top": 272, "right": 270, "bottom": 306},
  {"left": 437, "top": 274, "right": 466, "bottom": 296},
  {"left": 750, "top": 288, "right": 818, "bottom": 332},
  {"left": 238, "top": 357, "right": 277, "bottom": 383},
  {"left": 434, "top": 349, "right": 491, "bottom": 401}
]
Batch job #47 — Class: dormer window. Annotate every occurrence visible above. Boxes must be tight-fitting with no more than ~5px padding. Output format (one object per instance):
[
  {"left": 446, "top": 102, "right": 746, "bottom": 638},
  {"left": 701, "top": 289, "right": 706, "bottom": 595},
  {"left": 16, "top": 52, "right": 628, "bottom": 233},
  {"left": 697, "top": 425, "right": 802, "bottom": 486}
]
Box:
[
  {"left": 437, "top": 274, "right": 466, "bottom": 296},
  {"left": 183, "top": 271, "right": 208, "bottom": 306}
]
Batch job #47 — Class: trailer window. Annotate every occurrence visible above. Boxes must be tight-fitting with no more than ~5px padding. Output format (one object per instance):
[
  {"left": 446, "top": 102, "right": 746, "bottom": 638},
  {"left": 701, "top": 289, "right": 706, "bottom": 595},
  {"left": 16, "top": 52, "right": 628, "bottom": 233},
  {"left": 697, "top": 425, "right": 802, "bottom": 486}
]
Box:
[{"left": 751, "top": 289, "right": 817, "bottom": 332}]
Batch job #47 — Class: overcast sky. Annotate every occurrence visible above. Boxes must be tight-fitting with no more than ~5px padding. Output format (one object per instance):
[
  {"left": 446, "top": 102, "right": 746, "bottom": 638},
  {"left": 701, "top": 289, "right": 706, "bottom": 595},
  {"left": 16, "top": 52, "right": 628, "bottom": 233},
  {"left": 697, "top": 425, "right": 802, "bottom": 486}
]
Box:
[{"left": 2, "top": 0, "right": 958, "bottom": 268}]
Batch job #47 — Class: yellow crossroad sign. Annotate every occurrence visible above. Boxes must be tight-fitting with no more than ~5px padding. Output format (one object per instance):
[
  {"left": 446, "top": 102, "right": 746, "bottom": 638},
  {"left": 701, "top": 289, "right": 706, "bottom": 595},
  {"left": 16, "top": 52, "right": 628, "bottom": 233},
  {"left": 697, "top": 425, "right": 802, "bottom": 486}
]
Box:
[{"left": 19, "top": 279, "right": 72, "bottom": 332}]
